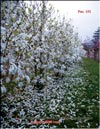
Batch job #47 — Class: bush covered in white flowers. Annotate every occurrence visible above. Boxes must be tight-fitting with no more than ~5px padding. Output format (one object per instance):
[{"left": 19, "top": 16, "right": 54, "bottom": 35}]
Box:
[
  {"left": 1, "top": 1, "right": 99, "bottom": 128},
  {"left": 1, "top": 1, "right": 81, "bottom": 93}
]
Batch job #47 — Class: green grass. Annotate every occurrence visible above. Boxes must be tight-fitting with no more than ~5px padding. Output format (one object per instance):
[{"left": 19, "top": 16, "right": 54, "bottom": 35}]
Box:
[
  {"left": 82, "top": 57, "right": 99, "bottom": 127},
  {"left": 82, "top": 57, "right": 99, "bottom": 85},
  {"left": 82, "top": 57, "right": 99, "bottom": 78}
]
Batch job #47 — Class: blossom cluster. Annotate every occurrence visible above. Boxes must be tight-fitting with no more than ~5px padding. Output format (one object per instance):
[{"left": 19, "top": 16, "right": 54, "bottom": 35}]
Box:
[{"left": 1, "top": 1, "right": 81, "bottom": 93}]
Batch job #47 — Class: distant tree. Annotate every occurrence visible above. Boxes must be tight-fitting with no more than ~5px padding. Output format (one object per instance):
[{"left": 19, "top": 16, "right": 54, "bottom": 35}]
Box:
[
  {"left": 92, "top": 27, "right": 100, "bottom": 60},
  {"left": 82, "top": 37, "right": 93, "bottom": 57},
  {"left": 83, "top": 27, "right": 100, "bottom": 60},
  {"left": 92, "top": 27, "right": 100, "bottom": 50}
]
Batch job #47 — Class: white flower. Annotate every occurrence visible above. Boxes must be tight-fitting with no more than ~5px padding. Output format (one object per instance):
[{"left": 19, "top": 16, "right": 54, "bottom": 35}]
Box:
[
  {"left": 48, "top": 62, "right": 54, "bottom": 69},
  {"left": 1, "top": 86, "right": 7, "bottom": 94},
  {"left": 41, "top": 55, "right": 47, "bottom": 63},
  {"left": 59, "top": 118, "right": 64, "bottom": 123},
  {"left": 25, "top": 75, "right": 30, "bottom": 83},
  {"left": 27, "top": 33, "right": 32, "bottom": 38},
  {"left": 26, "top": 68, "right": 30, "bottom": 72},
  {"left": 44, "top": 29, "right": 50, "bottom": 37},
  {"left": 1, "top": 26, "right": 6, "bottom": 35},
  {"left": 15, "top": 47, "right": 19, "bottom": 51},
  {"left": 9, "top": 58, "right": 15, "bottom": 63},
  {"left": 54, "top": 68, "right": 59, "bottom": 73},
  {"left": 34, "top": 79, "right": 37, "bottom": 83},
  {"left": 40, "top": 78, "right": 45, "bottom": 83},
  {"left": 59, "top": 70, "right": 64, "bottom": 74},
  {"left": 77, "top": 56, "right": 81, "bottom": 61},
  {"left": 60, "top": 57, "right": 65, "bottom": 62},
  {"left": 20, "top": 109, "right": 25, "bottom": 117},
  {"left": 1, "top": 66, "right": 6, "bottom": 75},
  {"left": 6, "top": 77, "right": 10, "bottom": 83},
  {"left": 36, "top": 58, "right": 40, "bottom": 62},
  {"left": 47, "top": 76, "right": 52, "bottom": 81},
  {"left": 1, "top": 42, "right": 6, "bottom": 50},
  {"left": 15, "top": 77, "right": 20, "bottom": 81},
  {"left": 16, "top": 19, "right": 21, "bottom": 24},
  {"left": 41, "top": 64, "right": 47, "bottom": 69},
  {"left": 18, "top": 82, "right": 24, "bottom": 88},
  {"left": 18, "top": 67, "right": 23, "bottom": 77},
  {"left": 12, "top": 14, "right": 16, "bottom": 18},
  {"left": 33, "top": 33, "right": 39, "bottom": 41},
  {"left": 0, "top": 79, "right": 3, "bottom": 84},
  {"left": 61, "top": 64, "right": 66, "bottom": 70},
  {"left": 9, "top": 63, "right": 17, "bottom": 75},
  {"left": 18, "top": 33, "right": 27, "bottom": 39},
  {"left": 36, "top": 47, "right": 43, "bottom": 53}
]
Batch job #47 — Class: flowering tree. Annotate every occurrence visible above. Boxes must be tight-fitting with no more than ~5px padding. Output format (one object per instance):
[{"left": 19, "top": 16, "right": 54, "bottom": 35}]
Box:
[
  {"left": 1, "top": 1, "right": 32, "bottom": 93},
  {"left": 1, "top": 1, "right": 81, "bottom": 94}
]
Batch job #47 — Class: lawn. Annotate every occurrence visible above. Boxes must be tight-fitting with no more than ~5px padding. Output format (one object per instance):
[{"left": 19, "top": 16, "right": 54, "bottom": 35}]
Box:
[
  {"left": 80, "top": 57, "right": 99, "bottom": 127},
  {"left": 82, "top": 57, "right": 99, "bottom": 81}
]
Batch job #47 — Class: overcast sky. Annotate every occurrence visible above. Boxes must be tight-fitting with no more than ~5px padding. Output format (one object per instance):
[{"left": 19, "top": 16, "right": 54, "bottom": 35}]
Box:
[{"left": 49, "top": 1, "right": 100, "bottom": 42}]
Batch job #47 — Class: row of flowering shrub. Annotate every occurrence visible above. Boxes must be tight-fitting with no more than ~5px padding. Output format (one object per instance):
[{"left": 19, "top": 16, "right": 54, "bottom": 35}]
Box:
[{"left": 1, "top": 1, "right": 81, "bottom": 94}]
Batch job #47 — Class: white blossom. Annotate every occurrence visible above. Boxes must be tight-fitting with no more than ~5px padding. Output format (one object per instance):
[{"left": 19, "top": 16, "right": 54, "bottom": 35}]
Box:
[
  {"left": 25, "top": 75, "right": 30, "bottom": 83},
  {"left": 61, "top": 64, "right": 66, "bottom": 70},
  {"left": 47, "top": 76, "right": 52, "bottom": 81},
  {"left": 1, "top": 26, "right": 6, "bottom": 35},
  {"left": 9, "top": 63, "right": 17, "bottom": 75},
  {"left": 1, "top": 42, "right": 6, "bottom": 50},
  {"left": 36, "top": 47, "right": 43, "bottom": 53},
  {"left": 41, "top": 55, "right": 47, "bottom": 63},
  {"left": 48, "top": 62, "right": 54, "bottom": 69},
  {"left": 15, "top": 77, "right": 20, "bottom": 82},
  {"left": 41, "top": 64, "right": 47, "bottom": 69},
  {"left": 18, "top": 82, "right": 24, "bottom": 88},
  {"left": 15, "top": 47, "right": 19, "bottom": 51},
  {"left": 60, "top": 57, "right": 65, "bottom": 62},
  {"left": 40, "top": 78, "right": 45, "bottom": 83},
  {"left": 6, "top": 77, "right": 10, "bottom": 83},
  {"left": 19, "top": 109, "right": 25, "bottom": 117},
  {"left": 18, "top": 67, "right": 23, "bottom": 77},
  {"left": 59, "top": 69, "right": 64, "bottom": 74},
  {"left": 1, "top": 86, "right": 7, "bottom": 94}
]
